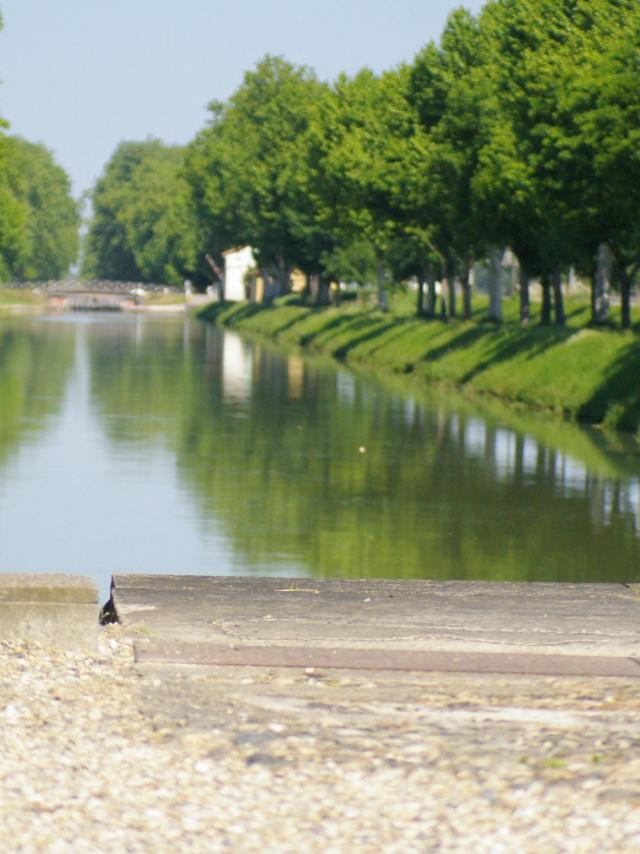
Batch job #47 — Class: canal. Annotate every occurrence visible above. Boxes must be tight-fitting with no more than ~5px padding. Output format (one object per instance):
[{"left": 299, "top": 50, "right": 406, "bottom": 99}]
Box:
[{"left": 0, "top": 312, "right": 639, "bottom": 603}]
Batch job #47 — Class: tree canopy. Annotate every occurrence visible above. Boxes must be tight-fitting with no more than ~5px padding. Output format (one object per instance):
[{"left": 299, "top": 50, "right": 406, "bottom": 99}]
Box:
[
  {"left": 83, "top": 139, "right": 198, "bottom": 287},
  {"left": 79, "top": 1, "right": 640, "bottom": 327},
  {"left": 185, "top": 56, "right": 327, "bottom": 292},
  {"left": 0, "top": 136, "right": 79, "bottom": 282}
]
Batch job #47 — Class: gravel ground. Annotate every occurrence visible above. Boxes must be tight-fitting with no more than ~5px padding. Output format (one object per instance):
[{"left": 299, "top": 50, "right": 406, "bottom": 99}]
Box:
[{"left": 1, "top": 627, "right": 640, "bottom": 853}]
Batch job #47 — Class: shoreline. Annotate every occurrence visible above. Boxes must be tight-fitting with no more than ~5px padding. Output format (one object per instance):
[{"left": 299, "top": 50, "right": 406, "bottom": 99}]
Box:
[{"left": 198, "top": 299, "right": 640, "bottom": 437}]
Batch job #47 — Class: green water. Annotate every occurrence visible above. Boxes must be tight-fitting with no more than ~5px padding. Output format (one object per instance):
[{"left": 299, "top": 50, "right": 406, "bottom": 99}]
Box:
[{"left": 0, "top": 312, "right": 638, "bottom": 602}]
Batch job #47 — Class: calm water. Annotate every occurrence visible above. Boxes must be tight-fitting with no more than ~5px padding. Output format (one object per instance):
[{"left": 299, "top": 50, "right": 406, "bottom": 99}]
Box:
[{"left": 1, "top": 312, "right": 639, "bottom": 603}]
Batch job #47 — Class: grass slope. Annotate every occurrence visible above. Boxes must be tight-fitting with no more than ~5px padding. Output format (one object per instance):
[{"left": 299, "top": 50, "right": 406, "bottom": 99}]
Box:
[{"left": 199, "top": 295, "right": 640, "bottom": 434}]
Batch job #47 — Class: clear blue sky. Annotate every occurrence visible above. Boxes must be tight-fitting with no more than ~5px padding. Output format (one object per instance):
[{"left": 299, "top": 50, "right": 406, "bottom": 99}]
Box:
[{"left": 0, "top": 0, "right": 485, "bottom": 197}]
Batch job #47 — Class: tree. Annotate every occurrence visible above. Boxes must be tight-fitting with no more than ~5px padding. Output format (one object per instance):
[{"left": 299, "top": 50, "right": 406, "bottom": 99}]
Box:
[
  {"left": 83, "top": 140, "right": 161, "bottom": 281},
  {"left": 83, "top": 139, "right": 198, "bottom": 287},
  {"left": 185, "top": 56, "right": 326, "bottom": 297},
  {"left": 560, "top": 0, "right": 640, "bottom": 328},
  {"left": 305, "top": 66, "right": 417, "bottom": 307},
  {"left": 0, "top": 134, "right": 30, "bottom": 282},
  {"left": 2, "top": 137, "right": 79, "bottom": 280},
  {"left": 474, "top": 0, "right": 640, "bottom": 327},
  {"left": 408, "top": 10, "right": 488, "bottom": 320},
  {"left": 0, "top": 134, "right": 78, "bottom": 282},
  {"left": 115, "top": 145, "right": 199, "bottom": 287}
]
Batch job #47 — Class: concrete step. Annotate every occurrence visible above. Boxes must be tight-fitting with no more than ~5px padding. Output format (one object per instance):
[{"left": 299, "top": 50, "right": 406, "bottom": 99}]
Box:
[
  {"left": 0, "top": 574, "right": 98, "bottom": 652},
  {"left": 112, "top": 575, "right": 640, "bottom": 675}
]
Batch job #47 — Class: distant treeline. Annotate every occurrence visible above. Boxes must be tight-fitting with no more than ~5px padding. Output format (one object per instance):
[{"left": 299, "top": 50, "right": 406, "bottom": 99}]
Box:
[{"left": 6, "top": 3, "right": 640, "bottom": 329}]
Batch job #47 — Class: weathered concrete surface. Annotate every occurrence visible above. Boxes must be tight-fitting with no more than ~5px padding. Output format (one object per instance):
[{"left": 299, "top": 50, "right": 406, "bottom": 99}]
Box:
[
  {"left": 135, "top": 641, "right": 640, "bottom": 678},
  {"left": 105, "top": 575, "right": 640, "bottom": 850},
  {"left": 0, "top": 574, "right": 98, "bottom": 651},
  {"left": 112, "top": 575, "right": 640, "bottom": 661},
  {"left": 110, "top": 573, "right": 640, "bottom": 725}
]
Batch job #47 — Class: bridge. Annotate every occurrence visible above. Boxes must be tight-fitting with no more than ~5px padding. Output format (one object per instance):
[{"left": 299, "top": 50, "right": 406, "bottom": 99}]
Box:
[{"left": 6, "top": 279, "right": 181, "bottom": 312}]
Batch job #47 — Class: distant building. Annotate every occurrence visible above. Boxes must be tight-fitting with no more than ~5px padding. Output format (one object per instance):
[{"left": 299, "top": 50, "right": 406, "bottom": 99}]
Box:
[
  {"left": 222, "top": 245, "right": 307, "bottom": 302},
  {"left": 222, "top": 246, "right": 256, "bottom": 301}
]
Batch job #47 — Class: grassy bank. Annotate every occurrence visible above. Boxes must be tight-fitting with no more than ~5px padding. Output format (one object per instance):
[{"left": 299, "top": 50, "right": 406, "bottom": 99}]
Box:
[
  {"left": 0, "top": 288, "right": 46, "bottom": 305},
  {"left": 198, "top": 295, "right": 640, "bottom": 434}
]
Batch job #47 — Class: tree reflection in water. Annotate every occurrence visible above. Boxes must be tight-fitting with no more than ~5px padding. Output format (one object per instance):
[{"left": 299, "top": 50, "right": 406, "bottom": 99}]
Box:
[
  {"left": 87, "top": 318, "right": 640, "bottom": 584},
  {"left": 2, "top": 315, "right": 636, "bottom": 587}
]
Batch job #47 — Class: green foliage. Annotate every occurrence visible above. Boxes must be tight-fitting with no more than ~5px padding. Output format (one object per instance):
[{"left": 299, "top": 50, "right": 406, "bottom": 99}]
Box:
[
  {"left": 0, "top": 136, "right": 78, "bottom": 282},
  {"left": 83, "top": 140, "right": 198, "bottom": 287},
  {"left": 305, "top": 66, "right": 418, "bottom": 287},
  {"left": 4, "top": 137, "right": 79, "bottom": 280},
  {"left": 73, "top": 2, "right": 640, "bottom": 329},
  {"left": 0, "top": 135, "right": 30, "bottom": 282},
  {"left": 185, "top": 56, "right": 326, "bottom": 289},
  {"left": 320, "top": 238, "right": 377, "bottom": 288},
  {"left": 409, "top": 9, "right": 486, "bottom": 252},
  {"left": 474, "top": 0, "right": 640, "bottom": 282}
]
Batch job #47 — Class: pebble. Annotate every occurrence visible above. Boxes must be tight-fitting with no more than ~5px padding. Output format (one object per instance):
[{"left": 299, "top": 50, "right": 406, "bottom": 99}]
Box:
[{"left": 1, "top": 629, "right": 640, "bottom": 852}]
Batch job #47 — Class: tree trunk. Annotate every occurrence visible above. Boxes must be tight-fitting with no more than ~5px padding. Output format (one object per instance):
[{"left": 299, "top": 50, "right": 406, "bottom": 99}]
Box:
[
  {"left": 592, "top": 243, "right": 612, "bottom": 325},
  {"left": 439, "top": 285, "right": 448, "bottom": 321},
  {"left": 551, "top": 268, "right": 565, "bottom": 326},
  {"left": 302, "top": 272, "right": 312, "bottom": 301},
  {"left": 205, "top": 252, "right": 224, "bottom": 282},
  {"left": 487, "top": 246, "right": 503, "bottom": 323},
  {"left": 416, "top": 271, "right": 425, "bottom": 317},
  {"left": 375, "top": 253, "right": 388, "bottom": 310},
  {"left": 310, "top": 273, "right": 330, "bottom": 305},
  {"left": 620, "top": 270, "right": 632, "bottom": 330},
  {"left": 275, "top": 254, "right": 291, "bottom": 296},
  {"left": 519, "top": 265, "right": 530, "bottom": 326},
  {"left": 461, "top": 263, "right": 472, "bottom": 320},
  {"left": 540, "top": 275, "right": 552, "bottom": 325},
  {"left": 309, "top": 272, "right": 318, "bottom": 302},
  {"left": 427, "top": 276, "right": 437, "bottom": 316},
  {"left": 444, "top": 255, "right": 457, "bottom": 319},
  {"left": 260, "top": 267, "right": 273, "bottom": 302}
]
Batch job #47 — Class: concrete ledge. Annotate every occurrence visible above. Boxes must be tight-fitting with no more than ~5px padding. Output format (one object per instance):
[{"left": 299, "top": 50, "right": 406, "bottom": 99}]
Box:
[
  {"left": 112, "top": 575, "right": 640, "bottom": 659},
  {"left": 0, "top": 574, "right": 98, "bottom": 652}
]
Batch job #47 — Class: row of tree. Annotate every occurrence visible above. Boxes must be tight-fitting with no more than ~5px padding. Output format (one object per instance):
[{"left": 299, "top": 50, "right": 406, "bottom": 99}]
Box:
[
  {"left": 0, "top": 12, "right": 79, "bottom": 282},
  {"left": 81, "top": 0, "right": 640, "bottom": 328}
]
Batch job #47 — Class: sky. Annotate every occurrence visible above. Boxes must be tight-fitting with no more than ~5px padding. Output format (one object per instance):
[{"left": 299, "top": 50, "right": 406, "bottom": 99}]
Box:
[{"left": 0, "top": 0, "right": 485, "bottom": 198}]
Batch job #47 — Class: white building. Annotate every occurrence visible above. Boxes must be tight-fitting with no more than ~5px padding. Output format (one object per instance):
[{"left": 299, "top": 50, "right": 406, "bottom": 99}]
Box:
[{"left": 222, "top": 246, "right": 256, "bottom": 301}]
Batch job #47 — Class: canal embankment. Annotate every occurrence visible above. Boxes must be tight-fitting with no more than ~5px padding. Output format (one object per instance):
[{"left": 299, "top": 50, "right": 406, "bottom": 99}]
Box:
[{"left": 198, "top": 299, "right": 640, "bottom": 435}]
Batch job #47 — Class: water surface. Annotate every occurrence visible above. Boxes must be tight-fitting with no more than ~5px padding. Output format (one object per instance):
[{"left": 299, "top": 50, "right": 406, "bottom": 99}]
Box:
[{"left": 0, "top": 312, "right": 638, "bottom": 603}]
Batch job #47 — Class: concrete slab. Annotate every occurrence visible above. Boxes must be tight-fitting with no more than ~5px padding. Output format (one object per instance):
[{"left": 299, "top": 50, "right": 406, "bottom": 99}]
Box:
[
  {"left": 134, "top": 640, "right": 640, "bottom": 678},
  {"left": 112, "top": 575, "right": 640, "bottom": 659},
  {"left": 0, "top": 574, "right": 98, "bottom": 652}
]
